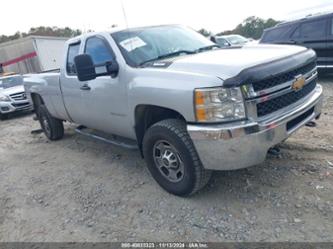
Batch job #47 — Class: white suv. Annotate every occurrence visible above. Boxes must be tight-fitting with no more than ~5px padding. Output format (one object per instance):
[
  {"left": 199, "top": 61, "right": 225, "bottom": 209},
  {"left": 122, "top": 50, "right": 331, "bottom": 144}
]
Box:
[{"left": 0, "top": 75, "right": 33, "bottom": 120}]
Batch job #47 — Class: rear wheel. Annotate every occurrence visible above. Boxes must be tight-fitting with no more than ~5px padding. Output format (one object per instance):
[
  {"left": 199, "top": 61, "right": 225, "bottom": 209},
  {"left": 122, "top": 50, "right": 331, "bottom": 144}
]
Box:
[
  {"left": 143, "top": 119, "right": 211, "bottom": 196},
  {"left": 38, "top": 105, "right": 64, "bottom": 140}
]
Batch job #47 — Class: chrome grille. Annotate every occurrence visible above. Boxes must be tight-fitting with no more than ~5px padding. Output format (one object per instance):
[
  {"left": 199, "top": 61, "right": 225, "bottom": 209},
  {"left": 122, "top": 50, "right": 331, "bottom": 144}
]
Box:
[
  {"left": 244, "top": 63, "right": 318, "bottom": 119},
  {"left": 252, "top": 61, "right": 316, "bottom": 92},
  {"left": 11, "top": 102, "right": 32, "bottom": 110},
  {"left": 256, "top": 80, "right": 317, "bottom": 117},
  {"left": 10, "top": 92, "right": 27, "bottom": 101}
]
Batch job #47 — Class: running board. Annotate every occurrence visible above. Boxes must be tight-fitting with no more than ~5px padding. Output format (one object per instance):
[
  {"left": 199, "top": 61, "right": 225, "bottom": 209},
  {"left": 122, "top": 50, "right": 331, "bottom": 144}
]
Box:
[{"left": 75, "top": 125, "right": 138, "bottom": 150}]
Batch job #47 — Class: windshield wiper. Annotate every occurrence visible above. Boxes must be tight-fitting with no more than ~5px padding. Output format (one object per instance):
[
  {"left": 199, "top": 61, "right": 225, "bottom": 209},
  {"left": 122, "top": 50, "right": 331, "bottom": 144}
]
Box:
[
  {"left": 139, "top": 50, "right": 196, "bottom": 66},
  {"left": 139, "top": 46, "right": 220, "bottom": 66},
  {"left": 195, "top": 44, "right": 220, "bottom": 53}
]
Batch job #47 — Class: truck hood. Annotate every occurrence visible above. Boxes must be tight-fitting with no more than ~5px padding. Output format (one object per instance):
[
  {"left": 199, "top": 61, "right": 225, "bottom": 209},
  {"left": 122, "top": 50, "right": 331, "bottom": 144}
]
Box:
[
  {"left": 0, "top": 85, "right": 25, "bottom": 96},
  {"left": 164, "top": 44, "right": 311, "bottom": 82}
]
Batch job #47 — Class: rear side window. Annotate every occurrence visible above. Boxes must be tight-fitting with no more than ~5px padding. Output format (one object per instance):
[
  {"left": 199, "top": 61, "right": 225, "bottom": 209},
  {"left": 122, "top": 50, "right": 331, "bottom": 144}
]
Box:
[
  {"left": 66, "top": 43, "right": 80, "bottom": 75},
  {"left": 299, "top": 19, "right": 326, "bottom": 38},
  {"left": 84, "top": 37, "right": 113, "bottom": 65}
]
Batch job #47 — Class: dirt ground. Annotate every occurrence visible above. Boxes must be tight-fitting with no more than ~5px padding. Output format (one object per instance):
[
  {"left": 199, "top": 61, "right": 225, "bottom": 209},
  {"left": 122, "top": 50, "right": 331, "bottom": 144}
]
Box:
[{"left": 0, "top": 77, "right": 332, "bottom": 242}]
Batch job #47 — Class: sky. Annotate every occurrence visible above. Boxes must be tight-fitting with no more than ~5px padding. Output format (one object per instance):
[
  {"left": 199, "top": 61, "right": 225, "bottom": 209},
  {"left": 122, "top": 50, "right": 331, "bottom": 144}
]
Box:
[{"left": 1, "top": 0, "right": 333, "bottom": 35}]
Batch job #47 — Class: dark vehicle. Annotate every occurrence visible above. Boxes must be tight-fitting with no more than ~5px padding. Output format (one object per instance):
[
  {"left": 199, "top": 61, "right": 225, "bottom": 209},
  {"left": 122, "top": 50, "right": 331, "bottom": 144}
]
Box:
[{"left": 260, "top": 12, "right": 333, "bottom": 72}]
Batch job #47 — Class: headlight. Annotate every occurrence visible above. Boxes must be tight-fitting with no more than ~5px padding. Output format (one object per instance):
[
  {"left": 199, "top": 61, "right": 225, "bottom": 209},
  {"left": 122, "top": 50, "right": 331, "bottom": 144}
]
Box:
[
  {"left": 0, "top": 94, "right": 10, "bottom": 102},
  {"left": 194, "top": 87, "right": 245, "bottom": 122}
]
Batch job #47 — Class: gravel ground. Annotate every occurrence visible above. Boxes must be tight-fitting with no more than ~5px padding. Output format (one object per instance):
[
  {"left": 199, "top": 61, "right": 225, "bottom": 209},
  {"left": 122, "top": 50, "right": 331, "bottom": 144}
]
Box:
[{"left": 0, "top": 77, "right": 332, "bottom": 242}]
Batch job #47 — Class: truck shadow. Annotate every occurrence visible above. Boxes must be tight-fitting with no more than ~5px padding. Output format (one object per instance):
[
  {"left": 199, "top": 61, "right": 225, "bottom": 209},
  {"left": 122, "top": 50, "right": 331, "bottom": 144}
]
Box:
[
  {"left": 62, "top": 130, "right": 296, "bottom": 200},
  {"left": 41, "top": 124, "right": 322, "bottom": 202}
]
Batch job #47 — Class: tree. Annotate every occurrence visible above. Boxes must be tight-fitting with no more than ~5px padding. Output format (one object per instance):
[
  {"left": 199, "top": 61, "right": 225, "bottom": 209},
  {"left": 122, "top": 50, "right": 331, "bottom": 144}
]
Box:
[
  {"left": 0, "top": 26, "right": 82, "bottom": 44},
  {"left": 217, "top": 16, "right": 279, "bottom": 39},
  {"left": 26, "top": 26, "right": 82, "bottom": 37}
]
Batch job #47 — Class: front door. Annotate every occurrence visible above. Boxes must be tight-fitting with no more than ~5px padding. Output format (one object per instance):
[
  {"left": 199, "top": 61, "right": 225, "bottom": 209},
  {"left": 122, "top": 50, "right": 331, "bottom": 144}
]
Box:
[{"left": 78, "top": 35, "right": 130, "bottom": 137}]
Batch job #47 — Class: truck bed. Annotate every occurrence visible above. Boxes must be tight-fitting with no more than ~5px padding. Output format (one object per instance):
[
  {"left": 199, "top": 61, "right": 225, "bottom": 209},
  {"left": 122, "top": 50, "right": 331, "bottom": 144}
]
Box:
[{"left": 24, "top": 72, "right": 70, "bottom": 121}]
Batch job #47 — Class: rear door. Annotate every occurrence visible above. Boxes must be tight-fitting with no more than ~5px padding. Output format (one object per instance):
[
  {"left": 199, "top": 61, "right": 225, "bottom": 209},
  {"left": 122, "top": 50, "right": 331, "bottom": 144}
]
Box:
[
  {"left": 327, "top": 16, "right": 333, "bottom": 69},
  {"left": 291, "top": 18, "right": 328, "bottom": 67}
]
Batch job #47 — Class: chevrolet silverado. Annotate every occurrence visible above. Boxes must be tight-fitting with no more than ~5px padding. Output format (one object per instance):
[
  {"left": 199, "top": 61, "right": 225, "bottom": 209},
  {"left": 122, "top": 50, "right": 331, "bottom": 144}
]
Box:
[{"left": 24, "top": 25, "right": 323, "bottom": 196}]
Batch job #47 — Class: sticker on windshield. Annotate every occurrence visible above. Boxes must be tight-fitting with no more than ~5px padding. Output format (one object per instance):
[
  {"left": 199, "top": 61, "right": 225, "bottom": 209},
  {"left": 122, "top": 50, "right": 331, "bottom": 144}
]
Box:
[{"left": 119, "top": 37, "right": 147, "bottom": 52}]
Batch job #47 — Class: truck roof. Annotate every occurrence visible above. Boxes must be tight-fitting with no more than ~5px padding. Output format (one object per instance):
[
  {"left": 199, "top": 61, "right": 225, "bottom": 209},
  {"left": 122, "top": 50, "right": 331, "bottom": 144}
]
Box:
[{"left": 66, "top": 24, "right": 183, "bottom": 44}]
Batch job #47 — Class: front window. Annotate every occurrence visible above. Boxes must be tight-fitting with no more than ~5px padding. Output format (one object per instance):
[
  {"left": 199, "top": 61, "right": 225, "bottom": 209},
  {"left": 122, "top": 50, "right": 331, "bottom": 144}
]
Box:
[
  {"left": 85, "top": 37, "right": 114, "bottom": 64},
  {"left": 111, "top": 25, "right": 214, "bottom": 67},
  {"left": 0, "top": 75, "right": 23, "bottom": 89},
  {"left": 261, "top": 26, "right": 292, "bottom": 42}
]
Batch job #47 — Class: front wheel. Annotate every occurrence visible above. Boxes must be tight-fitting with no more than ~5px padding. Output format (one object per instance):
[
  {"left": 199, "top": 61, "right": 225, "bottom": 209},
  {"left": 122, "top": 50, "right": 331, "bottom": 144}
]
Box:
[
  {"left": 143, "top": 119, "right": 211, "bottom": 196},
  {"left": 38, "top": 105, "right": 64, "bottom": 140}
]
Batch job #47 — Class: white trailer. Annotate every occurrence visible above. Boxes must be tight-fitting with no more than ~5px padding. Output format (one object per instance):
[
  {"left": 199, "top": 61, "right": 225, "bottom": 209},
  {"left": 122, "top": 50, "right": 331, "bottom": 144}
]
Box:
[{"left": 0, "top": 36, "right": 68, "bottom": 74}]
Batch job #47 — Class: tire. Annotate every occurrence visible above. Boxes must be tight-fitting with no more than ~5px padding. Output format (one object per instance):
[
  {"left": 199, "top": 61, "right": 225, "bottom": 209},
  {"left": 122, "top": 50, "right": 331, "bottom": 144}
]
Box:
[
  {"left": 38, "top": 104, "right": 64, "bottom": 140},
  {"left": 143, "top": 119, "right": 212, "bottom": 196},
  {"left": 0, "top": 113, "right": 8, "bottom": 120}
]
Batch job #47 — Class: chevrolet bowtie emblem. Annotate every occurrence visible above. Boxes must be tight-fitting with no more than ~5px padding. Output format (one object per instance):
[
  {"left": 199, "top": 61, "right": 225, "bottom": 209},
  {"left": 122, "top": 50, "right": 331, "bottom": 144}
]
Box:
[{"left": 292, "top": 75, "right": 305, "bottom": 91}]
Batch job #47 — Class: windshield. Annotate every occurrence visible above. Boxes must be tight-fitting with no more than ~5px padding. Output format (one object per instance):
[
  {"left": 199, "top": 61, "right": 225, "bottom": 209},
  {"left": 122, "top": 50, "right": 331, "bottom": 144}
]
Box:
[
  {"left": 0, "top": 75, "right": 23, "bottom": 89},
  {"left": 226, "top": 35, "right": 248, "bottom": 45},
  {"left": 111, "top": 25, "right": 214, "bottom": 67}
]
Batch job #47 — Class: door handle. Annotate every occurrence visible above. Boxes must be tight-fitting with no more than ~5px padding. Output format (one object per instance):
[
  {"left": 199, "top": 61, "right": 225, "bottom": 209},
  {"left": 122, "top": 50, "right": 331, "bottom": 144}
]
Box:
[{"left": 80, "top": 84, "right": 91, "bottom": 91}]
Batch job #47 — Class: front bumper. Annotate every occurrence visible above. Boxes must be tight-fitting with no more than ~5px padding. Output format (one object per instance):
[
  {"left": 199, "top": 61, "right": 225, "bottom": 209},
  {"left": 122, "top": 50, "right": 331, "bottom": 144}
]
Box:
[
  {"left": 187, "top": 85, "right": 323, "bottom": 171},
  {"left": 0, "top": 100, "right": 33, "bottom": 114}
]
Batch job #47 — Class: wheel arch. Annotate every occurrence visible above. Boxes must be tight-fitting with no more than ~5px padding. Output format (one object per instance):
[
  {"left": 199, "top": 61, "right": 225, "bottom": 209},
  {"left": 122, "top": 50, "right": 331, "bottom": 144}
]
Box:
[
  {"left": 30, "top": 93, "right": 45, "bottom": 116},
  {"left": 134, "top": 104, "right": 186, "bottom": 156}
]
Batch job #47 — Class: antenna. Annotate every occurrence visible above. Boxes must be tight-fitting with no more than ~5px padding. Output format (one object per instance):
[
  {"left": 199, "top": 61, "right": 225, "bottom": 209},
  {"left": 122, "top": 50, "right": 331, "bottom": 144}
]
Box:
[
  {"left": 120, "top": 0, "right": 129, "bottom": 30},
  {"left": 120, "top": 0, "right": 133, "bottom": 52}
]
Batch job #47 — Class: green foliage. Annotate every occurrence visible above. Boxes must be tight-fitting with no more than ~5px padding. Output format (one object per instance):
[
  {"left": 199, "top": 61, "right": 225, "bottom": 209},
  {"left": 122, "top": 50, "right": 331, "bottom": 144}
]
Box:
[
  {"left": 0, "top": 32, "right": 21, "bottom": 44},
  {"left": 0, "top": 26, "right": 82, "bottom": 44},
  {"left": 217, "top": 16, "right": 279, "bottom": 39}
]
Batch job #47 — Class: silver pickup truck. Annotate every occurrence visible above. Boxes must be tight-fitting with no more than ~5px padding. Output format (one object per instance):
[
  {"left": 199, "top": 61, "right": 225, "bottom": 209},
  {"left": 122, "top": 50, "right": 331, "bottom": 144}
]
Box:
[{"left": 24, "top": 25, "right": 323, "bottom": 196}]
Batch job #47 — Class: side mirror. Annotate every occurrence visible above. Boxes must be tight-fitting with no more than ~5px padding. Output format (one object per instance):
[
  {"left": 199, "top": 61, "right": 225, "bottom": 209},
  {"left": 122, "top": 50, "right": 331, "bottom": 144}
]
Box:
[
  {"left": 74, "top": 54, "right": 96, "bottom": 81},
  {"left": 74, "top": 54, "right": 120, "bottom": 82}
]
